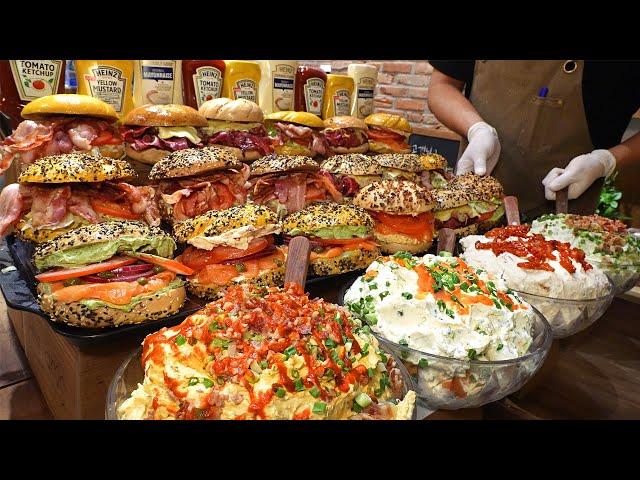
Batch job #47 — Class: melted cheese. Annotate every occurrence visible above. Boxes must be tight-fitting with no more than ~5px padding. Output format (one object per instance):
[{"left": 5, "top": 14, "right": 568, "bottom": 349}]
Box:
[{"left": 157, "top": 126, "right": 202, "bottom": 144}]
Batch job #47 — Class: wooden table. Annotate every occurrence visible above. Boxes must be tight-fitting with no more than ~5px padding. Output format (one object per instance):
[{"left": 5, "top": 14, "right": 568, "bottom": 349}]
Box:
[{"left": 6, "top": 280, "right": 640, "bottom": 420}]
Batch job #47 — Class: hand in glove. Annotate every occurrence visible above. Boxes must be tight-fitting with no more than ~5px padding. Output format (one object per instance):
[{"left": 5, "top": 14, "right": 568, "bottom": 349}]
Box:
[
  {"left": 455, "top": 122, "right": 501, "bottom": 176},
  {"left": 542, "top": 149, "right": 616, "bottom": 200}
]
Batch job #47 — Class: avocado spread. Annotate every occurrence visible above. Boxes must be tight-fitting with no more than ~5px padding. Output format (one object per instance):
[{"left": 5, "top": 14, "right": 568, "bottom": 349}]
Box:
[{"left": 36, "top": 235, "right": 176, "bottom": 270}]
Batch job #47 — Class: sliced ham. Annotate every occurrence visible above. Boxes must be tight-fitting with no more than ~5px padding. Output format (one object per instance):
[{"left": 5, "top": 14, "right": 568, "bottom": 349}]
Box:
[
  {"left": 0, "top": 184, "right": 25, "bottom": 236},
  {"left": 162, "top": 188, "right": 194, "bottom": 205}
]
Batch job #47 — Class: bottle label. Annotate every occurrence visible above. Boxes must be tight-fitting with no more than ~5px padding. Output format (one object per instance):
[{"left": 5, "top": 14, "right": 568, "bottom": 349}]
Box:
[
  {"left": 355, "top": 75, "right": 375, "bottom": 118},
  {"left": 333, "top": 88, "right": 352, "bottom": 116},
  {"left": 10, "top": 60, "right": 63, "bottom": 101},
  {"left": 192, "top": 66, "right": 223, "bottom": 107},
  {"left": 232, "top": 78, "right": 257, "bottom": 102},
  {"left": 140, "top": 60, "right": 177, "bottom": 104},
  {"left": 304, "top": 77, "right": 325, "bottom": 115},
  {"left": 271, "top": 63, "right": 295, "bottom": 111},
  {"left": 82, "top": 65, "right": 127, "bottom": 113}
]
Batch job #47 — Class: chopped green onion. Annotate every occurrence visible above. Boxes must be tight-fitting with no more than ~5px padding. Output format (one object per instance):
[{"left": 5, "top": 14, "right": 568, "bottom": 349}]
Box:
[
  {"left": 399, "top": 339, "right": 409, "bottom": 346},
  {"left": 367, "top": 367, "right": 376, "bottom": 378},
  {"left": 290, "top": 369, "right": 300, "bottom": 379},
  {"left": 259, "top": 360, "right": 268, "bottom": 369},
  {"left": 418, "top": 358, "right": 429, "bottom": 369},
  {"left": 438, "top": 251, "right": 453, "bottom": 257},
  {"left": 201, "top": 378, "right": 214, "bottom": 388},
  {"left": 324, "top": 338, "right": 337, "bottom": 348},
  {"left": 175, "top": 334, "right": 186, "bottom": 346},
  {"left": 211, "top": 338, "right": 230, "bottom": 348},
  {"left": 294, "top": 379, "right": 305, "bottom": 391},
  {"left": 402, "top": 292, "right": 413, "bottom": 300},
  {"left": 312, "top": 402, "right": 327, "bottom": 415},
  {"left": 275, "top": 387, "right": 286, "bottom": 398},
  {"left": 309, "top": 386, "right": 321, "bottom": 398},
  {"left": 188, "top": 377, "right": 198, "bottom": 386},
  {"left": 497, "top": 343, "right": 504, "bottom": 351},
  {"left": 283, "top": 346, "right": 297, "bottom": 359},
  {"left": 467, "top": 348, "right": 478, "bottom": 360},
  {"left": 354, "top": 392, "right": 372, "bottom": 408}
]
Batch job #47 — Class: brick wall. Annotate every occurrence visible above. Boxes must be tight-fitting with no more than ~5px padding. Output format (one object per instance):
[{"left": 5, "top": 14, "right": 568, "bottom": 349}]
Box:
[{"left": 302, "top": 60, "right": 453, "bottom": 136}]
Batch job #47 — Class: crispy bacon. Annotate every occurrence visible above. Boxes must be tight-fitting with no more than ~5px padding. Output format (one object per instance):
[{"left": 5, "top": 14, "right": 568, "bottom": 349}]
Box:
[
  {"left": 0, "top": 184, "right": 25, "bottom": 236},
  {"left": 157, "top": 166, "right": 250, "bottom": 221},
  {"left": 0, "top": 118, "right": 122, "bottom": 173},
  {"left": 120, "top": 126, "right": 201, "bottom": 153},
  {"left": 250, "top": 172, "right": 342, "bottom": 213},
  {"left": 67, "top": 195, "right": 100, "bottom": 223},
  {"left": 322, "top": 128, "right": 368, "bottom": 149},
  {"left": 31, "top": 186, "right": 71, "bottom": 228}
]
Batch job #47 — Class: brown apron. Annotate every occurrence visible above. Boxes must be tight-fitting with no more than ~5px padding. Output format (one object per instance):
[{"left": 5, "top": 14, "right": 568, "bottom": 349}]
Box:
[{"left": 458, "top": 60, "right": 603, "bottom": 220}]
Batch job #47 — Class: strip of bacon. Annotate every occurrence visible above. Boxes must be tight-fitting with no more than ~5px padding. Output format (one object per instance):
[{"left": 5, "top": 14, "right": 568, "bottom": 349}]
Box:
[{"left": 0, "top": 184, "right": 25, "bottom": 236}]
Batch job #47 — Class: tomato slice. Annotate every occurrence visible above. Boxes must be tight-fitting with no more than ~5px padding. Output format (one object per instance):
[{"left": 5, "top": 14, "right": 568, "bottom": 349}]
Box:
[
  {"left": 366, "top": 128, "right": 405, "bottom": 141},
  {"left": 373, "top": 211, "right": 435, "bottom": 239},
  {"left": 180, "top": 237, "right": 272, "bottom": 271},
  {"left": 35, "top": 257, "right": 137, "bottom": 283},
  {"left": 91, "top": 131, "right": 123, "bottom": 146},
  {"left": 130, "top": 253, "right": 194, "bottom": 276},
  {"left": 90, "top": 199, "right": 140, "bottom": 220}
]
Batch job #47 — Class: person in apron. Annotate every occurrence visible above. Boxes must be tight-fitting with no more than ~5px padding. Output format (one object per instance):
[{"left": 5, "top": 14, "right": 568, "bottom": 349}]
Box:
[{"left": 427, "top": 60, "right": 640, "bottom": 220}]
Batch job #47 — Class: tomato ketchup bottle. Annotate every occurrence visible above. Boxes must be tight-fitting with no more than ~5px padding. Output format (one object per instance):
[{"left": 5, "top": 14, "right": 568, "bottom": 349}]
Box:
[
  {"left": 182, "top": 60, "right": 226, "bottom": 109},
  {"left": 294, "top": 66, "right": 327, "bottom": 115},
  {"left": 0, "top": 60, "right": 66, "bottom": 130}
]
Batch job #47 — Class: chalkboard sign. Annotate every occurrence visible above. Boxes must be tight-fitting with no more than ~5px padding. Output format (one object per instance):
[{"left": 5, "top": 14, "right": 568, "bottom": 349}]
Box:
[{"left": 409, "top": 133, "right": 460, "bottom": 169}]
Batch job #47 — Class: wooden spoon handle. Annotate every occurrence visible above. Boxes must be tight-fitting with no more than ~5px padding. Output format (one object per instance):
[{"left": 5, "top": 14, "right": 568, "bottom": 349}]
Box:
[
  {"left": 503, "top": 196, "right": 521, "bottom": 225},
  {"left": 437, "top": 228, "right": 456, "bottom": 255},
  {"left": 284, "top": 236, "right": 311, "bottom": 287},
  {"left": 555, "top": 187, "right": 569, "bottom": 214}
]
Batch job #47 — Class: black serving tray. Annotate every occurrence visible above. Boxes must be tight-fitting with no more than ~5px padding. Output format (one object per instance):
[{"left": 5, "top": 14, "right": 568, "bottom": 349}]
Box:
[{"left": 0, "top": 235, "right": 206, "bottom": 346}]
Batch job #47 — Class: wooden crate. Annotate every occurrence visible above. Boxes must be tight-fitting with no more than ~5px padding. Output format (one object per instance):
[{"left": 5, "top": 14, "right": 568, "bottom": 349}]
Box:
[{"left": 9, "top": 308, "right": 144, "bottom": 419}]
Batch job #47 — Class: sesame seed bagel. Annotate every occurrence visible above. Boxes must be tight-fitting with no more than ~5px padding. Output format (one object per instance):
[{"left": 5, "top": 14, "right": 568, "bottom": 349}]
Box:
[
  {"left": 374, "top": 232, "right": 434, "bottom": 255},
  {"left": 320, "top": 154, "right": 384, "bottom": 176},
  {"left": 249, "top": 154, "right": 319, "bottom": 176},
  {"left": 431, "top": 188, "right": 474, "bottom": 210},
  {"left": 374, "top": 154, "right": 424, "bottom": 173},
  {"left": 149, "top": 146, "right": 243, "bottom": 180},
  {"left": 123, "top": 104, "right": 208, "bottom": 127},
  {"left": 173, "top": 204, "right": 279, "bottom": 242},
  {"left": 18, "top": 153, "right": 136, "bottom": 184},
  {"left": 33, "top": 221, "right": 175, "bottom": 270},
  {"left": 187, "top": 266, "right": 285, "bottom": 301},
  {"left": 353, "top": 180, "right": 435, "bottom": 215},
  {"left": 310, "top": 247, "right": 380, "bottom": 277},
  {"left": 419, "top": 153, "right": 448, "bottom": 171},
  {"left": 448, "top": 223, "right": 479, "bottom": 237},
  {"left": 449, "top": 173, "right": 504, "bottom": 201},
  {"left": 37, "top": 283, "right": 186, "bottom": 328},
  {"left": 364, "top": 113, "right": 411, "bottom": 135},
  {"left": 282, "top": 203, "right": 374, "bottom": 235}
]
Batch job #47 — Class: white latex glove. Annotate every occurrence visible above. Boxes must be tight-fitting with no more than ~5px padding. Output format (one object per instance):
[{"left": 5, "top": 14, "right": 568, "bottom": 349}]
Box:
[
  {"left": 455, "top": 122, "right": 501, "bottom": 176},
  {"left": 542, "top": 149, "right": 616, "bottom": 200}
]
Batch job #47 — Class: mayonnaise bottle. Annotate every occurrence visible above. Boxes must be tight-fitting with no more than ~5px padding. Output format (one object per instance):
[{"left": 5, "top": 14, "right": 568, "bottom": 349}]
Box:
[
  {"left": 133, "top": 60, "right": 183, "bottom": 107},
  {"left": 75, "top": 60, "right": 134, "bottom": 119},
  {"left": 348, "top": 63, "right": 378, "bottom": 119},
  {"left": 322, "top": 74, "right": 354, "bottom": 119},
  {"left": 258, "top": 60, "right": 297, "bottom": 114}
]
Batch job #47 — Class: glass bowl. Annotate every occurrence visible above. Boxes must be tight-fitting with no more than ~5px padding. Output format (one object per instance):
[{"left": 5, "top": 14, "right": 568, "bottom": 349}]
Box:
[
  {"left": 587, "top": 257, "right": 640, "bottom": 295},
  {"left": 514, "top": 279, "right": 614, "bottom": 339},
  {"left": 370, "top": 307, "right": 553, "bottom": 410},
  {"left": 106, "top": 345, "right": 418, "bottom": 420}
]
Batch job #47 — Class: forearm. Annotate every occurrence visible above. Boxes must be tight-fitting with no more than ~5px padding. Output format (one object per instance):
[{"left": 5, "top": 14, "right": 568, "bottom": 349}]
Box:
[
  {"left": 427, "top": 71, "right": 485, "bottom": 137},
  {"left": 609, "top": 131, "right": 640, "bottom": 171}
]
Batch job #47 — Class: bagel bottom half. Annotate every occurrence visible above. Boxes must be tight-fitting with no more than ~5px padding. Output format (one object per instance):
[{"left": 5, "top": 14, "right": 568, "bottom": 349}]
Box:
[
  {"left": 310, "top": 247, "right": 381, "bottom": 277},
  {"left": 374, "top": 231, "right": 433, "bottom": 255},
  {"left": 330, "top": 143, "right": 370, "bottom": 155},
  {"left": 187, "top": 266, "right": 285, "bottom": 301},
  {"left": 15, "top": 221, "right": 79, "bottom": 244},
  {"left": 37, "top": 284, "right": 186, "bottom": 328},
  {"left": 125, "top": 144, "right": 171, "bottom": 165}
]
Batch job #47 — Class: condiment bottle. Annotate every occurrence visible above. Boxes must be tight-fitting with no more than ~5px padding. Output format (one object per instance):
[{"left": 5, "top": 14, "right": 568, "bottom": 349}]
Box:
[
  {"left": 182, "top": 60, "right": 226, "bottom": 109},
  {"left": 75, "top": 60, "right": 134, "bottom": 120},
  {"left": 133, "top": 60, "right": 183, "bottom": 107},
  {"left": 0, "top": 60, "right": 66, "bottom": 129},
  {"left": 322, "top": 74, "right": 354, "bottom": 119},
  {"left": 259, "top": 60, "right": 297, "bottom": 114},
  {"left": 348, "top": 63, "right": 377, "bottom": 119},
  {"left": 222, "top": 61, "right": 261, "bottom": 103},
  {"left": 294, "top": 65, "right": 327, "bottom": 116}
]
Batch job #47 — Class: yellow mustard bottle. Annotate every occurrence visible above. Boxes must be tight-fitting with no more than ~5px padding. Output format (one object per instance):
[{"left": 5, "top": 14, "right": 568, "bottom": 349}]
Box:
[
  {"left": 75, "top": 60, "right": 134, "bottom": 120},
  {"left": 222, "top": 61, "right": 261, "bottom": 104},
  {"left": 322, "top": 74, "right": 354, "bottom": 119}
]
